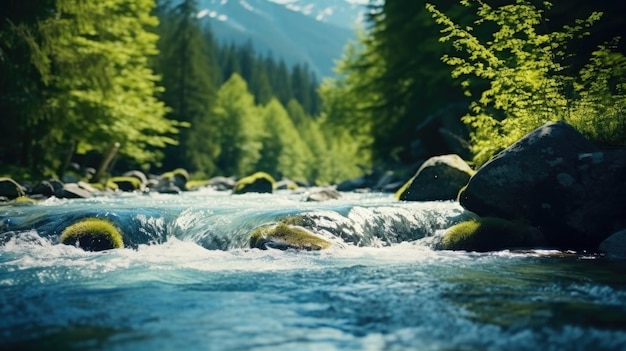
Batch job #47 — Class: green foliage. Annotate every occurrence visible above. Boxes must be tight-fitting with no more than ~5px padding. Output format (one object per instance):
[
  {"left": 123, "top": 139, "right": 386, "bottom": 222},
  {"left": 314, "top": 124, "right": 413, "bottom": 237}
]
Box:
[
  {"left": 249, "top": 223, "right": 331, "bottom": 251},
  {"left": 427, "top": 0, "right": 626, "bottom": 166},
  {"left": 60, "top": 217, "right": 124, "bottom": 251},
  {"left": 257, "top": 99, "right": 311, "bottom": 181},
  {"left": 155, "top": 0, "right": 217, "bottom": 173},
  {"left": 0, "top": 0, "right": 180, "bottom": 176},
  {"left": 212, "top": 74, "right": 263, "bottom": 177},
  {"left": 569, "top": 41, "right": 626, "bottom": 146}
]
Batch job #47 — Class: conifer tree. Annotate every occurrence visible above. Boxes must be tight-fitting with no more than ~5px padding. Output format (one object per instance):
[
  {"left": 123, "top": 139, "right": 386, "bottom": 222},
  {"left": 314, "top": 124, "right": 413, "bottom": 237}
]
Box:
[{"left": 156, "top": 0, "right": 217, "bottom": 173}]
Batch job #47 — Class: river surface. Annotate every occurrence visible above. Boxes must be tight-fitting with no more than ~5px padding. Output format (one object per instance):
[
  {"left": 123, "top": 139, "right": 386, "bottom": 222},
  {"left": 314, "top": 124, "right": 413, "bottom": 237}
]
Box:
[{"left": 1, "top": 189, "right": 626, "bottom": 350}]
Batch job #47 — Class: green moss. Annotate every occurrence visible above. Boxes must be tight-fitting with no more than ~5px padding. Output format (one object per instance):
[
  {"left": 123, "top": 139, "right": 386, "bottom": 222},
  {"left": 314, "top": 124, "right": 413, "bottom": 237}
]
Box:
[
  {"left": 456, "top": 185, "right": 468, "bottom": 201},
  {"left": 250, "top": 223, "right": 331, "bottom": 251},
  {"left": 441, "top": 217, "right": 544, "bottom": 252},
  {"left": 60, "top": 218, "right": 124, "bottom": 251},
  {"left": 233, "top": 172, "right": 276, "bottom": 194},
  {"left": 12, "top": 196, "right": 38, "bottom": 205},
  {"left": 394, "top": 177, "right": 413, "bottom": 200}
]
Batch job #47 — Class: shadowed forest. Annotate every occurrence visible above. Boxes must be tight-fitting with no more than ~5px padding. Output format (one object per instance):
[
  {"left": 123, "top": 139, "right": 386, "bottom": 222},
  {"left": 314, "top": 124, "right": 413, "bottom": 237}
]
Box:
[{"left": 1, "top": 0, "right": 625, "bottom": 185}]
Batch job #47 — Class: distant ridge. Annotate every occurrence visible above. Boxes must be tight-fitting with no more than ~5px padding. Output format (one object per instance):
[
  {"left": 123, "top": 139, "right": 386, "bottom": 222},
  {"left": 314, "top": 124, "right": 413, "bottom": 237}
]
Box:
[{"left": 196, "top": 0, "right": 363, "bottom": 78}]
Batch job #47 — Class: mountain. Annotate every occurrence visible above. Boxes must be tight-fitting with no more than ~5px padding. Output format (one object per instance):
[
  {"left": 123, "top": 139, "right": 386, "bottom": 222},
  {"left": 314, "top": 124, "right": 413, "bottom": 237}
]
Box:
[
  {"left": 196, "top": 0, "right": 365, "bottom": 78},
  {"left": 267, "top": 0, "right": 367, "bottom": 29}
]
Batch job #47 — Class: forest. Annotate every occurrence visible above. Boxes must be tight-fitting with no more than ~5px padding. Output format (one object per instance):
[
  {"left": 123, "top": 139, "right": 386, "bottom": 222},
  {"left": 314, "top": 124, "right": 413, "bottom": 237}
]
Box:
[{"left": 1, "top": 0, "right": 625, "bottom": 185}]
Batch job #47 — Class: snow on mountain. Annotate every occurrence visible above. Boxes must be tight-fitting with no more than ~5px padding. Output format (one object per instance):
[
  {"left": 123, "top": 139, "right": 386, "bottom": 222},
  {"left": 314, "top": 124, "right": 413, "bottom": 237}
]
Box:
[
  {"left": 196, "top": 0, "right": 365, "bottom": 78},
  {"left": 267, "top": 0, "right": 367, "bottom": 29}
]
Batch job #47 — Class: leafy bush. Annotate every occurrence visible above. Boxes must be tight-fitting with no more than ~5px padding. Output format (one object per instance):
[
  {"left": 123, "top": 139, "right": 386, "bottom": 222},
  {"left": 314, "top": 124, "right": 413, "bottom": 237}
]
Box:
[{"left": 427, "top": 0, "right": 626, "bottom": 166}]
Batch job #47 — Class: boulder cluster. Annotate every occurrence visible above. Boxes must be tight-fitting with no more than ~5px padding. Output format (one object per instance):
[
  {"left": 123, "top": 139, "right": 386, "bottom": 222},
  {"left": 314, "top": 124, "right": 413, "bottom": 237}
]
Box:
[
  {"left": 440, "top": 122, "right": 625, "bottom": 257},
  {"left": 1, "top": 122, "right": 624, "bottom": 256}
]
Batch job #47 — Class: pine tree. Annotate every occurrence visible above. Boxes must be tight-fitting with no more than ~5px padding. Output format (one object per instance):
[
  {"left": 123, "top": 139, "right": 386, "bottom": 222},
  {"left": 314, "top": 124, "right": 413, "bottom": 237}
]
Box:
[{"left": 156, "top": 0, "right": 217, "bottom": 173}]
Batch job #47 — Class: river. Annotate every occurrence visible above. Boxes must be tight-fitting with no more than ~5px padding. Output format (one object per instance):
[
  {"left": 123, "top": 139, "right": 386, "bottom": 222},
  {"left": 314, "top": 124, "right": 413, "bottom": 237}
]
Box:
[{"left": 2, "top": 189, "right": 626, "bottom": 350}]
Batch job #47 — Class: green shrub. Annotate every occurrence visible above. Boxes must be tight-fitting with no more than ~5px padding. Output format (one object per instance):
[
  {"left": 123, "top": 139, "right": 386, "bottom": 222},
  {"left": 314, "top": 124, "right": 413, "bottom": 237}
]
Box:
[{"left": 427, "top": 1, "right": 626, "bottom": 166}]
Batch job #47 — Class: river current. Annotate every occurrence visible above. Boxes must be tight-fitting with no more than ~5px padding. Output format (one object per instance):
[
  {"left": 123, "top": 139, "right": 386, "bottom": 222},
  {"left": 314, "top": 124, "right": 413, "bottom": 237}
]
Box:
[{"left": 1, "top": 189, "right": 626, "bottom": 350}]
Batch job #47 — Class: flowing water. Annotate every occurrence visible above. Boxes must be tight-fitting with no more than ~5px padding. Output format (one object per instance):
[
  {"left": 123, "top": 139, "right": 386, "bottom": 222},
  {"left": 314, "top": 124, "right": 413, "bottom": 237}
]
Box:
[{"left": 1, "top": 189, "right": 626, "bottom": 350}]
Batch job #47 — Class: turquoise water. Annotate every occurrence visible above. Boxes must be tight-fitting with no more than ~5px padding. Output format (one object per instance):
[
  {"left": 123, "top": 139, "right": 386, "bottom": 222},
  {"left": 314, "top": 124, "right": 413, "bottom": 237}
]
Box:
[{"left": 2, "top": 189, "right": 626, "bottom": 350}]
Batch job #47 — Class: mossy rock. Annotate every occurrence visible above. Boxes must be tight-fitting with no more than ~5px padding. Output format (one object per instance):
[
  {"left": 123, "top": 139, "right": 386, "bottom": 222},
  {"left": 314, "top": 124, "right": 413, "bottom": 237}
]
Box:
[
  {"left": 109, "top": 176, "right": 143, "bottom": 192},
  {"left": 250, "top": 223, "right": 331, "bottom": 251},
  {"left": 60, "top": 218, "right": 124, "bottom": 251},
  {"left": 162, "top": 168, "right": 189, "bottom": 191},
  {"left": 441, "top": 217, "right": 545, "bottom": 252},
  {"left": 233, "top": 172, "right": 275, "bottom": 194},
  {"left": 0, "top": 177, "right": 25, "bottom": 199},
  {"left": 11, "top": 196, "right": 39, "bottom": 205}
]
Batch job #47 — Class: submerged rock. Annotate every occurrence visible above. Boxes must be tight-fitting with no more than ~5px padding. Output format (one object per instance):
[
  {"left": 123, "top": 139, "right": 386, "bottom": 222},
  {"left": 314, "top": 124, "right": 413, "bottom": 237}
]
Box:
[
  {"left": 60, "top": 217, "right": 124, "bottom": 251},
  {"left": 459, "top": 121, "right": 626, "bottom": 250},
  {"left": 249, "top": 223, "right": 331, "bottom": 251},
  {"left": 395, "top": 154, "right": 474, "bottom": 201},
  {"left": 233, "top": 172, "right": 275, "bottom": 194}
]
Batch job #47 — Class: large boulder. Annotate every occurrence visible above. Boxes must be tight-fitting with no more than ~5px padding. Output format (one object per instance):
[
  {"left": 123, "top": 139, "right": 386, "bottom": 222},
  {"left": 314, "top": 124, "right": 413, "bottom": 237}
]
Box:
[
  {"left": 459, "top": 121, "right": 626, "bottom": 250},
  {"left": 0, "top": 177, "right": 25, "bottom": 199},
  {"left": 395, "top": 154, "right": 474, "bottom": 201}
]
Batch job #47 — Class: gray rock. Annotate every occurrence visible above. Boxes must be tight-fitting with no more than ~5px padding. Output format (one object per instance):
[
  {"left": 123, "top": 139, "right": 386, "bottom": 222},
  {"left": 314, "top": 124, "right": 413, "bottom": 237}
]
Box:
[
  {"left": 207, "top": 176, "right": 236, "bottom": 191},
  {"left": 459, "top": 121, "right": 625, "bottom": 249},
  {"left": 123, "top": 170, "right": 148, "bottom": 186},
  {"left": 59, "top": 183, "right": 93, "bottom": 199},
  {"left": 305, "top": 188, "right": 341, "bottom": 202}
]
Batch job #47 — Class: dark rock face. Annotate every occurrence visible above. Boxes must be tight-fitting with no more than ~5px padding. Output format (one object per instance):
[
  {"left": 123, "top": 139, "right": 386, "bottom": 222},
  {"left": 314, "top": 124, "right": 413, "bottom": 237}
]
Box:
[
  {"left": 459, "top": 121, "right": 626, "bottom": 250},
  {"left": 396, "top": 154, "right": 474, "bottom": 201}
]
